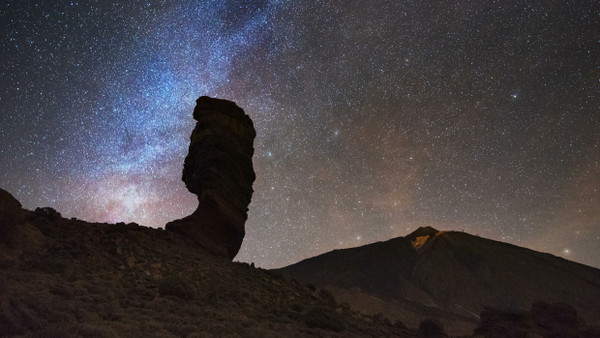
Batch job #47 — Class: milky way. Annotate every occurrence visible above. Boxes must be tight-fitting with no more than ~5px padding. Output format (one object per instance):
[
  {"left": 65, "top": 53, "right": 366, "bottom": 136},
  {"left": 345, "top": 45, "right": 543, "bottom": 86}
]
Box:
[{"left": 1, "top": 1, "right": 599, "bottom": 268}]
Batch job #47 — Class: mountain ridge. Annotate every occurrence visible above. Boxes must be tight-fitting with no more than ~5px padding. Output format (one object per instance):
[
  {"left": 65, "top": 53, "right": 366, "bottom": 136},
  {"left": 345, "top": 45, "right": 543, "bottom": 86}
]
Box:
[{"left": 276, "top": 227, "right": 600, "bottom": 335}]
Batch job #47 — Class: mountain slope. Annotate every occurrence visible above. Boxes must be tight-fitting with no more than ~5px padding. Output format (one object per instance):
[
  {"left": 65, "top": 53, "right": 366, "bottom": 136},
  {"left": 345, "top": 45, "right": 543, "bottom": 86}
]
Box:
[{"left": 276, "top": 227, "right": 600, "bottom": 335}]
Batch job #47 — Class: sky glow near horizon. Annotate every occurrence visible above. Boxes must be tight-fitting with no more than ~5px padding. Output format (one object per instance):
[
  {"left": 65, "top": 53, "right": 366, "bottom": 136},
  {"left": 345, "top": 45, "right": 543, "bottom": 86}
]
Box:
[{"left": 1, "top": 1, "right": 599, "bottom": 268}]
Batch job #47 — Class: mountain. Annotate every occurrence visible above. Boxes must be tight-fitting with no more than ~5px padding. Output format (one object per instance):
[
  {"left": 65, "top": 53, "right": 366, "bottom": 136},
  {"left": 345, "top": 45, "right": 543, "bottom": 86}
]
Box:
[{"left": 276, "top": 227, "right": 600, "bottom": 336}]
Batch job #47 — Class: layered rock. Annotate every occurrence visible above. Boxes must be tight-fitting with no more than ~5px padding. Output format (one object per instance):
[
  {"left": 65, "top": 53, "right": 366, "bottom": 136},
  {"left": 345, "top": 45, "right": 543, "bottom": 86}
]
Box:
[
  {"left": 166, "top": 96, "right": 256, "bottom": 260},
  {"left": 0, "top": 189, "right": 46, "bottom": 261},
  {"left": 0, "top": 188, "right": 23, "bottom": 225},
  {"left": 0, "top": 188, "right": 24, "bottom": 250}
]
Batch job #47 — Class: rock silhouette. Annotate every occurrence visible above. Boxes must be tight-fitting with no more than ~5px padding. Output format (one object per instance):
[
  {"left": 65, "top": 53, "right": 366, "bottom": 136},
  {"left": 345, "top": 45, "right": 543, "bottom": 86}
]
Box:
[
  {"left": 166, "top": 96, "right": 256, "bottom": 260},
  {"left": 0, "top": 187, "right": 23, "bottom": 225}
]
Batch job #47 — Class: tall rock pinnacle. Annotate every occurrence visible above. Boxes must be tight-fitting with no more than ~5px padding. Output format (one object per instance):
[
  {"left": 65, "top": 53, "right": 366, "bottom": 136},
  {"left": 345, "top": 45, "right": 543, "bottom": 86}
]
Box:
[{"left": 166, "top": 96, "right": 256, "bottom": 259}]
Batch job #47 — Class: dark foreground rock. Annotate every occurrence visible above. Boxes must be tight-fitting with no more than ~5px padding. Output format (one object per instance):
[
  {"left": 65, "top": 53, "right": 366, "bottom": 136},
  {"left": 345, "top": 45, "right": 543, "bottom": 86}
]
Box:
[
  {"left": 0, "top": 188, "right": 416, "bottom": 337},
  {"left": 166, "top": 96, "right": 256, "bottom": 260}
]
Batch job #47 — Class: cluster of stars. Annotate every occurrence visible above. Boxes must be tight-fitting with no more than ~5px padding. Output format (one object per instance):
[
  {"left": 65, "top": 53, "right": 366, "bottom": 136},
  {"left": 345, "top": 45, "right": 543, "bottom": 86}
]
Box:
[{"left": 1, "top": 1, "right": 599, "bottom": 269}]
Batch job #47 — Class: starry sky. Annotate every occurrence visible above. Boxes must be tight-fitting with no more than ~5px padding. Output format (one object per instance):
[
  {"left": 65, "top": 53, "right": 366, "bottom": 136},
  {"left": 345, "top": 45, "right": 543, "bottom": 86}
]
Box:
[{"left": 1, "top": 1, "right": 599, "bottom": 269}]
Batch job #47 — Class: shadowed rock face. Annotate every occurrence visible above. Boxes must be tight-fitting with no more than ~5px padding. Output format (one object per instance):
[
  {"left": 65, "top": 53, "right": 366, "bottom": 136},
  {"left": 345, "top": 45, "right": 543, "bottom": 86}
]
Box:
[
  {"left": 166, "top": 96, "right": 256, "bottom": 260},
  {"left": 0, "top": 188, "right": 23, "bottom": 224}
]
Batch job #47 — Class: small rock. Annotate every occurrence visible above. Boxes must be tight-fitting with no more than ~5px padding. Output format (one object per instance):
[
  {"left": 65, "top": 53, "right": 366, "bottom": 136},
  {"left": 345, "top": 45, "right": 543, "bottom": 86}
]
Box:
[{"left": 127, "top": 255, "right": 136, "bottom": 268}]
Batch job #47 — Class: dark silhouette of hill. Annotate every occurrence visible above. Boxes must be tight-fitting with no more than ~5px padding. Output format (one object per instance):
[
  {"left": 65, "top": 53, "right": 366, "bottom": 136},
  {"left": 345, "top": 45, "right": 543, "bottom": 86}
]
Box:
[
  {"left": 276, "top": 227, "right": 600, "bottom": 336},
  {"left": 0, "top": 192, "right": 417, "bottom": 337}
]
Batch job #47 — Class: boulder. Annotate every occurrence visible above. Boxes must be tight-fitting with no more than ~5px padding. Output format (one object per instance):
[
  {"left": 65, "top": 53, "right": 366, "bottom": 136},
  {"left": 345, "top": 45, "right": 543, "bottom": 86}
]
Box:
[
  {"left": 0, "top": 189, "right": 45, "bottom": 255},
  {"left": 0, "top": 188, "right": 23, "bottom": 224}
]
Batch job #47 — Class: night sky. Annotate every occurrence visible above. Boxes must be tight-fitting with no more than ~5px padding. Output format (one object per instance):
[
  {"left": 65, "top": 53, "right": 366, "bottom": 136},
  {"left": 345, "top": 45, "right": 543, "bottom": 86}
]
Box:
[{"left": 1, "top": 1, "right": 599, "bottom": 269}]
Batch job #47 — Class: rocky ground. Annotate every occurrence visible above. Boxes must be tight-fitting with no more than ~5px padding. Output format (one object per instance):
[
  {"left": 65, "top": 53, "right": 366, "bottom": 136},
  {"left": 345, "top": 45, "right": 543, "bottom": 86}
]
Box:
[
  {"left": 3, "top": 190, "right": 600, "bottom": 337},
  {"left": 0, "top": 190, "right": 416, "bottom": 337}
]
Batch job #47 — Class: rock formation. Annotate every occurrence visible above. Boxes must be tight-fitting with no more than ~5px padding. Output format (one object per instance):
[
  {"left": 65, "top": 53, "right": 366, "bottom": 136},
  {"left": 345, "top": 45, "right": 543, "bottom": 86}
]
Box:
[
  {"left": 0, "top": 189, "right": 46, "bottom": 261},
  {"left": 0, "top": 188, "right": 23, "bottom": 225},
  {"left": 166, "top": 96, "right": 256, "bottom": 260}
]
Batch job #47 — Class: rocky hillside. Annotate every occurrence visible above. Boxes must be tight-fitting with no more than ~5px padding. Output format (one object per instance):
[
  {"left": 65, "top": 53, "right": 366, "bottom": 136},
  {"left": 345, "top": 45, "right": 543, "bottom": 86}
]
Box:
[
  {"left": 0, "top": 189, "right": 415, "bottom": 337},
  {"left": 277, "top": 227, "right": 600, "bottom": 336}
]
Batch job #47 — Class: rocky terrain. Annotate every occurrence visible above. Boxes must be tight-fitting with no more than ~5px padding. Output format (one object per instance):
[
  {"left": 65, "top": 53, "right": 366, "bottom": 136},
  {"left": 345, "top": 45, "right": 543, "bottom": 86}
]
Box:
[
  {"left": 0, "top": 188, "right": 416, "bottom": 337},
  {"left": 277, "top": 227, "right": 600, "bottom": 336}
]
